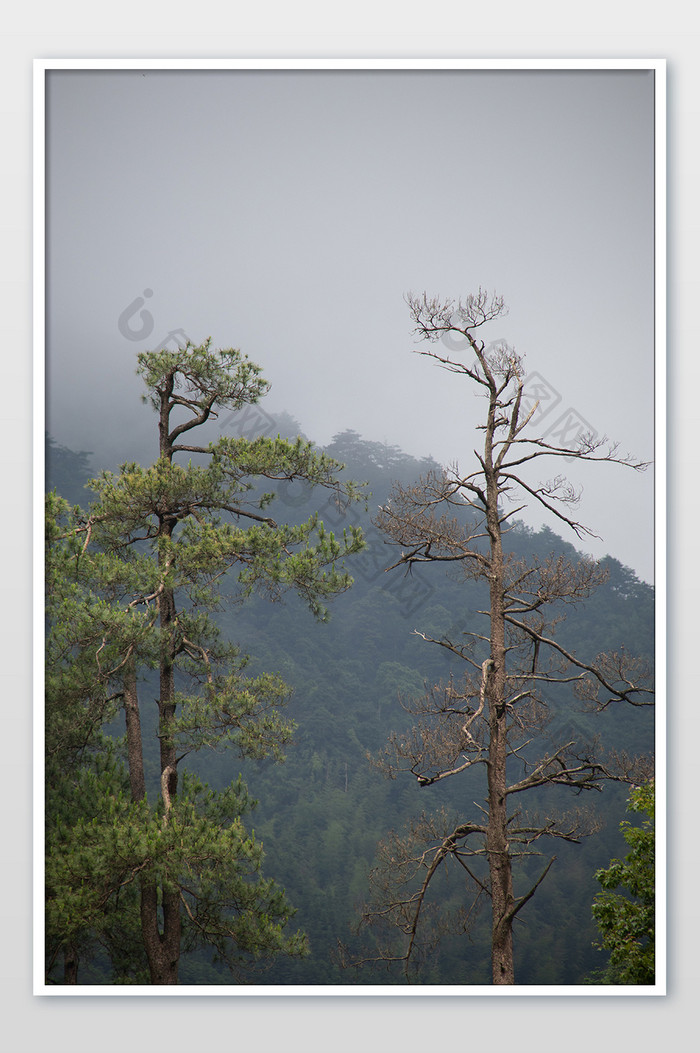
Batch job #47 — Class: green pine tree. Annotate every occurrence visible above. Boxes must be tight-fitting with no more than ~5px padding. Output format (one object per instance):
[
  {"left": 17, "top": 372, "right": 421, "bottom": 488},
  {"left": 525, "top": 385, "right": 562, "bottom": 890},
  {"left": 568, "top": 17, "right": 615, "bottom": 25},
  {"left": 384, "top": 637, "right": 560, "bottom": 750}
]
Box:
[{"left": 45, "top": 339, "right": 364, "bottom": 984}]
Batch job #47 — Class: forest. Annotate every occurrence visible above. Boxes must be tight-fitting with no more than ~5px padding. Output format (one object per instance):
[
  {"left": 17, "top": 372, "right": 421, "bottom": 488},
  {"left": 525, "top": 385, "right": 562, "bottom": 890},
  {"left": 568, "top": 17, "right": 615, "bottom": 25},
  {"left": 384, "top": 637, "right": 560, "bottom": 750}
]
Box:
[{"left": 44, "top": 321, "right": 655, "bottom": 987}]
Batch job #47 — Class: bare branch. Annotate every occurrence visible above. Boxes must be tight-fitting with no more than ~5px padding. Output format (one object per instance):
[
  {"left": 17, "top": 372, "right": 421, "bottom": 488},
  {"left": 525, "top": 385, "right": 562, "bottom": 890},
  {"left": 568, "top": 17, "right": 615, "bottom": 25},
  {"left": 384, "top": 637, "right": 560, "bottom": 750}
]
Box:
[{"left": 356, "top": 289, "right": 654, "bottom": 985}]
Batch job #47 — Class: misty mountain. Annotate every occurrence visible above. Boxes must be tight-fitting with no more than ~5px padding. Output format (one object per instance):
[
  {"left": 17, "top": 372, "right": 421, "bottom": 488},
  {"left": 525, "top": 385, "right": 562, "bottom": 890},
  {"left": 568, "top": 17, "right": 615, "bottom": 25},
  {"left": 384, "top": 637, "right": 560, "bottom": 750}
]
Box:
[{"left": 45, "top": 422, "right": 654, "bottom": 985}]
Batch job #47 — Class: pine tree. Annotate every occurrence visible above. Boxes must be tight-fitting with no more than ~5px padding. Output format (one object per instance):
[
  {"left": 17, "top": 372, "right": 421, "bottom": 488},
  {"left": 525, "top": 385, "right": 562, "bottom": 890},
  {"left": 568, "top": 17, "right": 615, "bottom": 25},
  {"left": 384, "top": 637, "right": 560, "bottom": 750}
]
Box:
[{"left": 45, "top": 339, "right": 364, "bottom": 984}]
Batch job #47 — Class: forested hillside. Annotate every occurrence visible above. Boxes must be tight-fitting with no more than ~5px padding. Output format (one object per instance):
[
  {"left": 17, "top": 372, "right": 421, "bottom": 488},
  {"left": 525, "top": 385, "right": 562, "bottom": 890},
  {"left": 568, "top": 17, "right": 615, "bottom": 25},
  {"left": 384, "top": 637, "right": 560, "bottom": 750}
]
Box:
[{"left": 45, "top": 423, "right": 654, "bottom": 985}]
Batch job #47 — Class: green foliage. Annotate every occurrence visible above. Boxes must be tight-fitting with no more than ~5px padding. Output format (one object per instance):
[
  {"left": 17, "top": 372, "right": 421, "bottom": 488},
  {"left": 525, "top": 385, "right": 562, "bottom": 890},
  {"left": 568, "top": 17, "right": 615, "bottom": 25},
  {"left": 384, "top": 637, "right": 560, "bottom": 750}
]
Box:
[
  {"left": 45, "top": 340, "right": 364, "bottom": 984},
  {"left": 136, "top": 339, "right": 270, "bottom": 413},
  {"left": 589, "top": 781, "right": 655, "bottom": 984},
  {"left": 44, "top": 750, "right": 150, "bottom": 984},
  {"left": 45, "top": 490, "right": 150, "bottom": 983},
  {"left": 46, "top": 768, "right": 307, "bottom": 981}
]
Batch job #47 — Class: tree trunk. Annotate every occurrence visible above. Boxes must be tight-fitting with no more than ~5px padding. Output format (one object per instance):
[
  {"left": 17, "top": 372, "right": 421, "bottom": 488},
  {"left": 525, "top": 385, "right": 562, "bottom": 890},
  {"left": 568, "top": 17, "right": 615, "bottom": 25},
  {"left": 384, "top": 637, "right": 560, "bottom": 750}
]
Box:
[
  {"left": 124, "top": 656, "right": 181, "bottom": 983},
  {"left": 484, "top": 384, "right": 516, "bottom": 985},
  {"left": 145, "top": 505, "right": 182, "bottom": 984},
  {"left": 123, "top": 658, "right": 146, "bottom": 803},
  {"left": 63, "top": 944, "right": 78, "bottom": 984},
  {"left": 138, "top": 581, "right": 182, "bottom": 985},
  {"left": 140, "top": 883, "right": 180, "bottom": 985},
  {"left": 486, "top": 562, "right": 515, "bottom": 984},
  {"left": 130, "top": 375, "right": 184, "bottom": 985},
  {"left": 487, "top": 724, "right": 515, "bottom": 984}
]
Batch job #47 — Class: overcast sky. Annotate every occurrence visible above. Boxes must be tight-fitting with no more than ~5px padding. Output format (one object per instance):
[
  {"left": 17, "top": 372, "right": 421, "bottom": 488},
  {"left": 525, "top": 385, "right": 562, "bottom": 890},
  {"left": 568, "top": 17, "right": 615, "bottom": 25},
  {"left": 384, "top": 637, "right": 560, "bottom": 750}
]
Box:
[{"left": 45, "top": 66, "right": 656, "bottom": 582}]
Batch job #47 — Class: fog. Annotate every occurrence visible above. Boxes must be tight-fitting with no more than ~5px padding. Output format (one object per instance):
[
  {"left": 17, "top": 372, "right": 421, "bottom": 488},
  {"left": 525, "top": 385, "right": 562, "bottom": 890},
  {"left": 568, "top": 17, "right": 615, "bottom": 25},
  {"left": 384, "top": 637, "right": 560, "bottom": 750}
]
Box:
[{"left": 45, "top": 67, "right": 656, "bottom": 581}]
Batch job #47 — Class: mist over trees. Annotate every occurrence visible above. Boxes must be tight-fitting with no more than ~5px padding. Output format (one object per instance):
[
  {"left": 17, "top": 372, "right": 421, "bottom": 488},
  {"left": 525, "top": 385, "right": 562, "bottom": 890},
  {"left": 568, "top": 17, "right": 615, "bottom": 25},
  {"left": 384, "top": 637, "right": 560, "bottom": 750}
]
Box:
[{"left": 44, "top": 312, "right": 655, "bottom": 987}]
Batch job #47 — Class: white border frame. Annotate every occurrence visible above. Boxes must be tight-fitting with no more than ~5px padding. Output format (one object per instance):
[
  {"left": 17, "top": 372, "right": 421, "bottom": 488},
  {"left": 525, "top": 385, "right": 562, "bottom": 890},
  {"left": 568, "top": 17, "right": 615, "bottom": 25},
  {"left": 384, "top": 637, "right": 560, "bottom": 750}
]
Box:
[{"left": 33, "top": 56, "right": 666, "bottom": 997}]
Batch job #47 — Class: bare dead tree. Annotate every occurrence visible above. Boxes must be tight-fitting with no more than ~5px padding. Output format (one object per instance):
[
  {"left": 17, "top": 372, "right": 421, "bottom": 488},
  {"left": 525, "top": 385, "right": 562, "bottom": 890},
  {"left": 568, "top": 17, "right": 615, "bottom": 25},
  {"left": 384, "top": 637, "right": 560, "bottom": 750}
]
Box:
[{"left": 354, "top": 290, "right": 653, "bottom": 985}]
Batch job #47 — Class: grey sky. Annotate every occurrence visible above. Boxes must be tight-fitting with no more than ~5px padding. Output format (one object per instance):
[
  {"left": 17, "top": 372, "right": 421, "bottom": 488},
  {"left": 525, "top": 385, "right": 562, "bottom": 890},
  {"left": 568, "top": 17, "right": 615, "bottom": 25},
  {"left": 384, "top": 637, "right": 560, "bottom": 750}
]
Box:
[{"left": 46, "top": 66, "right": 656, "bottom": 582}]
